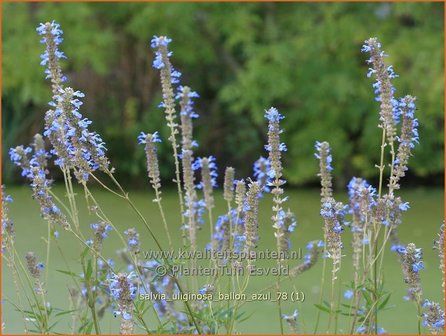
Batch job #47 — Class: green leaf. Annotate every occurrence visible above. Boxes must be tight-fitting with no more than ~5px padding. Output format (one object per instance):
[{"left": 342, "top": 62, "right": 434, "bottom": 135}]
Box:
[
  {"left": 378, "top": 293, "right": 391, "bottom": 311},
  {"left": 314, "top": 303, "right": 330, "bottom": 313},
  {"left": 81, "top": 246, "right": 90, "bottom": 259},
  {"left": 85, "top": 321, "right": 94, "bottom": 334},
  {"left": 48, "top": 321, "right": 59, "bottom": 331},
  {"left": 85, "top": 259, "right": 93, "bottom": 281},
  {"left": 362, "top": 290, "right": 372, "bottom": 305},
  {"left": 55, "top": 309, "right": 77, "bottom": 317},
  {"left": 56, "top": 270, "right": 80, "bottom": 278}
]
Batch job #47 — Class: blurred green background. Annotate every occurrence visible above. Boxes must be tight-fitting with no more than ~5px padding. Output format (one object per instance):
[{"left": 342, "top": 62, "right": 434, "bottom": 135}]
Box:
[
  {"left": 2, "top": 1, "right": 444, "bottom": 334},
  {"left": 2, "top": 1, "right": 444, "bottom": 187}
]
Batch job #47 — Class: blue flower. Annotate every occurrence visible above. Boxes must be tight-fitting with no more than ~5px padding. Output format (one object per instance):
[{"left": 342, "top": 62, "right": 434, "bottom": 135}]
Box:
[
  {"left": 183, "top": 197, "right": 207, "bottom": 227},
  {"left": 391, "top": 244, "right": 406, "bottom": 254},
  {"left": 109, "top": 272, "right": 138, "bottom": 316},
  {"left": 422, "top": 299, "right": 445, "bottom": 331},
  {"left": 265, "top": 107, "right": 285, "bottom": 122},
  {"left": 412, "top": 261, "right": 424, "bottom": 272},
  {"left": 253, "top": 156, "right": 272, "bottom": 194},
  {"left": 91, "top": 222, "right": 112, "bottom": 239},
  {"left": 46, "top": 88, "right": 109, "bottom": 182},
  {"left": 264, "top": 143, "right": 287, "bottom": 153},
  {"left": 138, "top": 131, "right": 162, "bottom": 145},
  {"left": 399, "top": 202, "right": 410, "bottom": 211},
  {"left": 150, "top": 35, "right": 172, "bottom": 49},
  {"left": 36, "top": 21, "right": 67, "bottom": 84},
  {"left": 397, "top": 98, "right": 418, "bottom": 148},
  {"left": 177, "top": 86, "right": 200, "bottom": 118},
  {"left": 344, "top": 290, "right": 354, "bottom": 300},
  {"left": 191, "top": 157, "right": 202, "bottom": 171},
  {"left": 362, "top": 38, "right": 400, "bottom": 144},
  {"left": 9, "top": 146, "right": 33, "bottom": 178},
  {"left": 150, "top": 36, "right": 172, "bottom": 69},
  {"left": 315, "top": 141, "right": 333, "bottom": 172},
  {"left": 124, "top": 228, "right": 140, "bottom": 254},
  {"left": 150, "top": 35, "right": 182, "bottom": 84},
  {"left": 194, "top": 156, "right": 218, "bottom": 189}
]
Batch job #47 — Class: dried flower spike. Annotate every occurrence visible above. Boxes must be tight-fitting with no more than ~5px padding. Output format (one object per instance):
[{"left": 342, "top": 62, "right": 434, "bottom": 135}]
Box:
[
  {"left": 244, "top": 181, "right": 260, "bottom": 258},
  {"left": 290, "top": 240, "right": 323, "bottom": 277},
  {"left": 223, "top": 167, "right": 235, "bottom": 202},
  {"left": 315, "top": 141, "right": 333, "bottom": 201},
  {"left": 1, "top": 186, "right": 15, "bottom": 251},
  {"left": 138, "top": 131, "right": 162, "bottom": 192}
]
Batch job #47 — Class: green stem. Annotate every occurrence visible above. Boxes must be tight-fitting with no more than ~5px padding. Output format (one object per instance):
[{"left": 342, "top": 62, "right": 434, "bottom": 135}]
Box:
[
  {"left": 417, "top": 303, "right": 422, "bottom": 335},
  {"left": 373, "top": 128, "right": 387, "bottom": 331},
  {"left": 314, "top": 246, "right": 327, "bottom": 333},
  {"left": 44, "top": 221, "right": 51, "bottom": 293},
  {"left": 81, "top": 256, "right": 101, "bottom": 335},
  {"left": 154, "top": 187, "right": 173, "bottom": 251},
  {"left": 11, "top": 245, "right": 50, "bottom": 333},
  {"left": 276, "top": 275, "right": 284, "bottom": 335},
  {"left": 228, "top": 268, "right": 251, "bottom": 334},
  {"left": 334, "top": 259, "right": 342, "bottom": 334}
]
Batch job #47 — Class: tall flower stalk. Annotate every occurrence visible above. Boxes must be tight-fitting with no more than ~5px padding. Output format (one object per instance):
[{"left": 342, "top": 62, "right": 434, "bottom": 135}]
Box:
[
  {"left": 178, "top": 85, "right": 199, "bottom": 246},
  {"left": 434, "top": 223, "right": 445, "bottom": 294},
  {"left": 362, "top": 38, "right": 420, "bottom": 333},
  {"left": 223, "top": 166, "right": 235, "bottom": 251},
  {"left": 398, "top": 243, "right": 424, "bottom": 333},
  {"left": 315, "top": 141, "right": 346, "bottom": 332},
  {"left": 151, "top": 36, "right": 184, "bottom": 222},
  {"left": 138, "top": 131, "right": 173, "bottom": 250},
  {"left": 264, "top": 107, "right": 288, "bottom": 334}
]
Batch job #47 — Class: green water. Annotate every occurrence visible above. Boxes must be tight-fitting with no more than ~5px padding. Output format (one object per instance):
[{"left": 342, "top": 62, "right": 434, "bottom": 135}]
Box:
[{"left": 2, "top": 186, "right": 443, "bottom": 334}]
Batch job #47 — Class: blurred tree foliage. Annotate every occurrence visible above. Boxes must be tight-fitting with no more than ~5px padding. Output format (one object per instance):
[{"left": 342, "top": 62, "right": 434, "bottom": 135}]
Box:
[{"left": 2, "top": 2, "right": 443, "bottom": 187}]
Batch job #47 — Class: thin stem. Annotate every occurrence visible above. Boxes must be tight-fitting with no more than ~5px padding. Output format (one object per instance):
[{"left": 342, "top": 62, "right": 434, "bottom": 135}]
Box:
[
  {"left": 3, "top": 235, "right": 30, "bottom": 333},
  {"left": 327, "top": 260, "right": 337, "bottom": 333},
  {"left": 276, "top": 273, "right": 284, "bottom": 335},
  {"left": 334, "top": 259, "right": 342, "bottom": 334},
  {"left": 90, "top": 173, "right": 126, "bottom": 199},
  {"left": 65, "top": 168, "right": 81, "bottom": 233},
  {"left": 44, "top": 222, "right": 51, "bottom": 292},
  {"left": 416, "top": 300, "right": 422, "bottom": 335},
  {"left": 154, "top": 187, "right": 173, "bottom": 251},
  {"left": 377, "top": 129, "right": 387, "bottom": 197},
  {"left": 314, "top": 246, "right": 328, "bottom": 333},
  {"left": 12, "top": 246, "right": 50, "bottom": 333},
  {"left": 356, "top": 297, "right": 381, "bottom": 333},
  {"left": 228, "top": 266, "right": 251, "bottom": 334},
  {"left": 373, "top": 128, "right": 387, "bottom": 331},
  {"left": 81, "top": 256, "right": 101, "bottom": 335}
]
